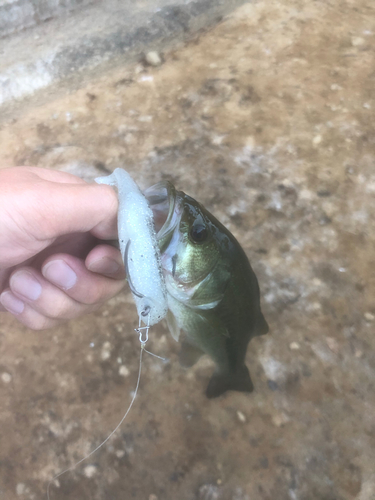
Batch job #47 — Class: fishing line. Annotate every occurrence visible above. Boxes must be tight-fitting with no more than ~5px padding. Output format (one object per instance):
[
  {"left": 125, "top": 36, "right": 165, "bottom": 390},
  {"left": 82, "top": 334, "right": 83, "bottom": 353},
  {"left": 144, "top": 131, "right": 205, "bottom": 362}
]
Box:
[
  {"left": 47, "top": 344, "right": 142, "bottom": 500},
  {"left": 46, "top": 316, "right": 166, "bottom": 500},
  {"left": 143, "top": 349, "right": 168, "bottom": 362}
]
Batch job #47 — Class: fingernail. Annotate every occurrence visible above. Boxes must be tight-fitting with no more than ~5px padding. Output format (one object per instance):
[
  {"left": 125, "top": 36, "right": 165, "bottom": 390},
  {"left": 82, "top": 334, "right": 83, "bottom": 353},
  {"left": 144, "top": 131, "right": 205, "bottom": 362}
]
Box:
[
  {"left": 0, "top": 291, "right": 25, "bottom": 315},
  {"left": 11, "top": 271, "right": 42, "bottom": 301},
  {"left": 42, "top": 260, "right": 77, "bottom": 289},
  {"left": 87, "top": 257, "right": 121, "bottom": 276}
]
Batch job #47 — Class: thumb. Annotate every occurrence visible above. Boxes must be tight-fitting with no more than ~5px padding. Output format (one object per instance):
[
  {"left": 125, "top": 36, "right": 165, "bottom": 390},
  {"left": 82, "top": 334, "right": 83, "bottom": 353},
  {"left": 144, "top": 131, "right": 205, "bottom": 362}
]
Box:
[{"left": 0, "top": 168, "right": 120, "bottom": 268}]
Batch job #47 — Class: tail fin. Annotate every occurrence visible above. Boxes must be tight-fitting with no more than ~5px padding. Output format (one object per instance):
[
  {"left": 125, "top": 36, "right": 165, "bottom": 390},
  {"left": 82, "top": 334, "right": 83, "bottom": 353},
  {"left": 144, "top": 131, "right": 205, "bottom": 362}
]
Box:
[{"left": 205, "top": 365, "right": 254, "bottom": 399}]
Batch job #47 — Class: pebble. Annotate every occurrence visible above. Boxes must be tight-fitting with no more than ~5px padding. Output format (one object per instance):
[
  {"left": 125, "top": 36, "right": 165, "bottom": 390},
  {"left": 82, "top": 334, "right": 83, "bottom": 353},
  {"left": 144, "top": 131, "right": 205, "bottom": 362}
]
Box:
[
  {"left": 272, "top": 412, "right": 290, "bottom": 427},
  {"left": 326, "top": 337, "right": 339, "bottom": 354},
  {"left": 237, "top": 411, "right": 246, "bottom": 423},
  {"left": 211, "top": 134, "right": 225, "bottom": 145},
  {"left": 149, "top": 495, "right": 158, "bottom": 500},
  {"left": 1, "top": 372, "right": 12, "bottom": 383},
  {"left": 138, "top": 75, "right": 154, "bottom": 83},
  {"left": 279, "top": 178, "right": 295, "bottom": 189},
  {"left": 312, "top": 278, "right": 323, "bottom": 287},
  {"left": 119, "top": 365, "right": 130, "bottom": 377},
  {"left": 299, "top": 189, "right": 314, "bottom": 201},
  {"left": 351, "top": 36, "right": 365, "bottom": 46},
  {"left": 289, "top": 342, "right": 300, "bottom": 350},
  {"left": 306, "top": 302, "right": 322, "bottom": 313},
  {"left": 16, "top": 483, "right": 26, "bottom": 495},
  {"left": 145, "top": 51, "right": 162, "bottom": 66},
  {"left": 364, "top": 312, "right": 374, "bottom": 322},
  {"left": 312, "top": 134, "right": 322, "bottom": 145},
  {"left": 101, "top": 341, "right": 112, "bottom": 361},
  {"left": 244, "top": 135, "right": 255, "bottom": 148},
  {"left": 83, "top": 465, "right": 98, "bottom": 478},
  {"left": 101, "top": 350, "right": 111, "bottom": 361},
  {"left": 138, "top": 115, "right": 153, "bottom": 122}
]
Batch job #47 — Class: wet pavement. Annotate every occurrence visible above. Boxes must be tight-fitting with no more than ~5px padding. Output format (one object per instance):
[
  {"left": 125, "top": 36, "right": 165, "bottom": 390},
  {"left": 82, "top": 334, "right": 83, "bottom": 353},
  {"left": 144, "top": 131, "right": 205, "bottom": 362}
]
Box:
[{"left": 0, "top": 1, "right": 375, "bottom": 499}]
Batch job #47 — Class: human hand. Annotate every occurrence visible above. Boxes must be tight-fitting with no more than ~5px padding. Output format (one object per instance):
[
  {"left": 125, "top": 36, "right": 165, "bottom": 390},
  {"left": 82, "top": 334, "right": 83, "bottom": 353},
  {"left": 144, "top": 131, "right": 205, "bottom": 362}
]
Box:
[{"left": 0, "top": 166, "right": 126, "bottom": 330}]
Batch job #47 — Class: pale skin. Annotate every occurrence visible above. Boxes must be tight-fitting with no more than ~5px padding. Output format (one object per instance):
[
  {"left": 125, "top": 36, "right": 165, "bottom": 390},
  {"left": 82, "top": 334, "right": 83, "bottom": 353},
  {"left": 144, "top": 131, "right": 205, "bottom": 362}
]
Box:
[{"left": 0, "top": 166, "right": 126, "bottom": 330}]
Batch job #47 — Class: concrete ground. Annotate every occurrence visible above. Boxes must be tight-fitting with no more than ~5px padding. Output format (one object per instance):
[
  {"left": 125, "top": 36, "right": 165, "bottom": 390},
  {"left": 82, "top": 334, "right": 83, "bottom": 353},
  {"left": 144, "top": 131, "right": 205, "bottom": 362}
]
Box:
[
  {"left": 0, "top": 0, "right": 246, "bottom": 111},
  {"left": 1, "top": 1, "right": 375, "bottom": 499},
  {"left": 0, "top": 0, "right": 96, "bottom": 38}
]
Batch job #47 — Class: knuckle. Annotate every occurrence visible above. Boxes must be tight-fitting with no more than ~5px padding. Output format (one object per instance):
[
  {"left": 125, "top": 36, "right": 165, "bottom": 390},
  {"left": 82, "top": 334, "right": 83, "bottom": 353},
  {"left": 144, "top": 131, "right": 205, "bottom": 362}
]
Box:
[
  {"left": 33, "top": 295, "right": 74, "bottom": 320},
  {"left": 47, "top": 299, "right": 71, "bottom": 319},
  {"left": 26, "top": 314, "right": 54, "bottom": 331},
  {"left": 80, "top": 288, "right": 104, "bottom": 306}
]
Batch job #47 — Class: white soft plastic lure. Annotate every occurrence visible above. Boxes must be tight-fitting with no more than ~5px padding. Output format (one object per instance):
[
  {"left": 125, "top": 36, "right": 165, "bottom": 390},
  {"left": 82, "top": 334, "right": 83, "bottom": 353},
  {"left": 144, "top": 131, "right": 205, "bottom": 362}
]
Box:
[{"left": 95, "top": 169, "right": 167, "bottom": 327}]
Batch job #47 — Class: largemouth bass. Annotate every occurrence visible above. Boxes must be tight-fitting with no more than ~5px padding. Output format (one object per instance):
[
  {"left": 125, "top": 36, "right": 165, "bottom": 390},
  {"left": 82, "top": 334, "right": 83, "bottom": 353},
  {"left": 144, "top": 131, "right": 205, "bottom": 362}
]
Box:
[{"left": 144, "top": 181, "right": 268, "bottom": 398}]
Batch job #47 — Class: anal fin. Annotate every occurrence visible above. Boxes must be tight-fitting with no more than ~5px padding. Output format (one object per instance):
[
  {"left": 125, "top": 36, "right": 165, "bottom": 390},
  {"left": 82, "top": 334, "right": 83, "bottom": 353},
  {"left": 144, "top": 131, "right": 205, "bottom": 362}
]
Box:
[
  {"left": 179, "top": 341, "right": 204, "bottom": 368},
  {"left": 254, "top": 312, "right": 269, "bottom": 336}
]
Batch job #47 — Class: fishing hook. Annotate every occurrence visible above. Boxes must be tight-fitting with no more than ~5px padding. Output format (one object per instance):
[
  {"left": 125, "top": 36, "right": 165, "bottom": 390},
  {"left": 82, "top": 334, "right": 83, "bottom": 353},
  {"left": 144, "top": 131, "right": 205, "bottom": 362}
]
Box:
[{"left": 124, "top": 239, "right": 144, "bottom": 299}]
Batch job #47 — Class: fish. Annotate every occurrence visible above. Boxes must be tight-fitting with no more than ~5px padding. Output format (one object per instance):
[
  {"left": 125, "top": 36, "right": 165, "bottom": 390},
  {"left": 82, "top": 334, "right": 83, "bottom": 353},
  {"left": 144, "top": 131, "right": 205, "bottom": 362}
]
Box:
[{"left": 144, "top": 181, "right": 269, "bottom": 398}]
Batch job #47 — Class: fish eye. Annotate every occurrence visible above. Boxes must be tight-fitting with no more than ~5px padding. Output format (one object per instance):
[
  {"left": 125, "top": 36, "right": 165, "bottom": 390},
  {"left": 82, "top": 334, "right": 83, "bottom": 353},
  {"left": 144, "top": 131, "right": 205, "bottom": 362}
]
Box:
[{"left": 190, "top": 223, "right": 208, "bottom": 243}]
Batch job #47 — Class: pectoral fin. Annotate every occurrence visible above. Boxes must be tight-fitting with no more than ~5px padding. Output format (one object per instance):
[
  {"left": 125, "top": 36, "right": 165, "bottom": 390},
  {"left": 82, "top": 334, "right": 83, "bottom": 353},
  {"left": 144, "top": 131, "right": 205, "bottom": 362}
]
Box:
[
  {"left": 188, "top": 267, "right": 231, "bottom": 309},
  {"left": 166, "top": 309, "right": 181, "bottom": 342}
]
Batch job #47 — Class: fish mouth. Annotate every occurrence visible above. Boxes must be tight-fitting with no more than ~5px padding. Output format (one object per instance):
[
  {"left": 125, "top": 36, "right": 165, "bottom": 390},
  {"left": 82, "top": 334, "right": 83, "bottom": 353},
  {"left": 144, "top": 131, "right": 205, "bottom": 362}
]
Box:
[{"left": 143, "top": 181, "right": 181, "bottom": 240}]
